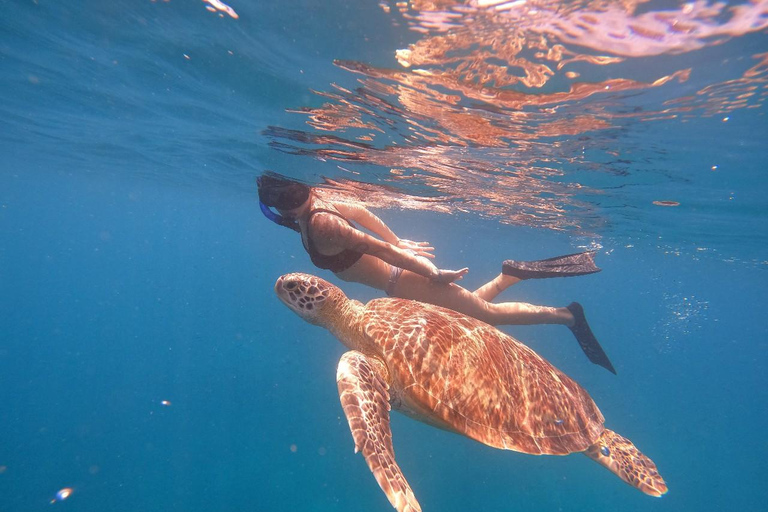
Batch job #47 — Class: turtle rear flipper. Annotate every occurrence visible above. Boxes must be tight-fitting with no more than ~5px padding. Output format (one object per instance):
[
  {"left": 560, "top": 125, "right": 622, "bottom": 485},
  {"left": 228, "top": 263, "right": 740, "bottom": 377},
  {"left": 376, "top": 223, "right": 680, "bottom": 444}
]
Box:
[
  {"left": 337, "top": 350, "right": 422, "bottom": 512},
  {"left": 584, "top": 429, "right": 668, "bottom": 497}
]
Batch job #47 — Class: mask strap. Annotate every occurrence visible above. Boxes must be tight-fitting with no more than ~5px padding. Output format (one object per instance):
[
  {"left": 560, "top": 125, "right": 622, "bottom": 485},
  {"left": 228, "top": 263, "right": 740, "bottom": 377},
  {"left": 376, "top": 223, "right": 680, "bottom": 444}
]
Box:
[{"left": 259, "top": 201, "right": 300, "bottom": 233}]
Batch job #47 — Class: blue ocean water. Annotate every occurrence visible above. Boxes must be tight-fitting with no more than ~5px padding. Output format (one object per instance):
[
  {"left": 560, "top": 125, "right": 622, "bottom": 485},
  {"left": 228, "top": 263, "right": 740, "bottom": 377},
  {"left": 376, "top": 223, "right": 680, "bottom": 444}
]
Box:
[{"left": 1, "top": 1, "right": 766, "bottom": 511}]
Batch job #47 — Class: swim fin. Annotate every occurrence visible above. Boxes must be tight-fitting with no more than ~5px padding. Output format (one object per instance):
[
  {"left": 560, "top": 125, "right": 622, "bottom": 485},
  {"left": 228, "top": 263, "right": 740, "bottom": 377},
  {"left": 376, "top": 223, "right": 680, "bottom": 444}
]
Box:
[
  {"left": 502, "top": 251, "right": 601, "bottom": 280},
  {"left": 566, "top": 302, "right": 616, "bottom": 374}
]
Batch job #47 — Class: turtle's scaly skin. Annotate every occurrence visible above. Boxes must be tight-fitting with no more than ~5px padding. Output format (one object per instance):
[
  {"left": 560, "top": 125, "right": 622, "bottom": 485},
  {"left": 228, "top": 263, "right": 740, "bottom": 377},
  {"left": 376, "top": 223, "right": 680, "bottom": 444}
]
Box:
[
  {"left": 275, "top": 273, "right": 667, "bottom": 512},
  {"left": 585, "top": 429, "right": 667, "bottom": 497}
]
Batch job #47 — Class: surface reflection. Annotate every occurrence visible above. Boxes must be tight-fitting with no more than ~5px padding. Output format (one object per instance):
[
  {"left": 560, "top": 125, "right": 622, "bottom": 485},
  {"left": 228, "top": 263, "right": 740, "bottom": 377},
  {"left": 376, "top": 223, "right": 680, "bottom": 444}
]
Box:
[{"left": 267, "top": 0, "right": 767, "bottom": 233}]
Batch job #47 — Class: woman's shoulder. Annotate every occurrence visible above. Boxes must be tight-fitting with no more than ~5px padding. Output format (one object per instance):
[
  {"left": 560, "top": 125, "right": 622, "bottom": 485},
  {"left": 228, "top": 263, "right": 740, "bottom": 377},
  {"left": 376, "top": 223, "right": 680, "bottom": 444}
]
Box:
[
  {"left": 308, "top": 198, "right": 341, "bottom": 217},
  {"left": 306, "top": 200, "right": 346, "bottom": 228}
]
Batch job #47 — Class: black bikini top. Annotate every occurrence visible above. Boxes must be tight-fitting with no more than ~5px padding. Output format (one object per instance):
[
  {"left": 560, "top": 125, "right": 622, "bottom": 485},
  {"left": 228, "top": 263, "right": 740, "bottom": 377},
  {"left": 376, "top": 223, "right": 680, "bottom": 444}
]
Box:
[{"left": 302, "top": 208, "right": 364, "bottom": 273}]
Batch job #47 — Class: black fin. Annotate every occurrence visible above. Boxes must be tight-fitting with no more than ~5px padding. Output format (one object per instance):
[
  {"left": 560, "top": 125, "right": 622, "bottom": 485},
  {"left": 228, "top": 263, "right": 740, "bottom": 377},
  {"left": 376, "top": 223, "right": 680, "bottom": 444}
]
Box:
[
  {"left": 566, "top": 302, "right": 616, "bottom": 374},
  {"left": 502, "top": 251, "right": 601, "bottom": 280}
]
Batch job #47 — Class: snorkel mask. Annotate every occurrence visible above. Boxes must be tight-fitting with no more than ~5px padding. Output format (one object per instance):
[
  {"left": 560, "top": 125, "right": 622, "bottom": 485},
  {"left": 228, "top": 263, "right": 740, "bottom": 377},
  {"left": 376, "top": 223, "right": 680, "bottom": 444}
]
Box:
[{"left": 257, "top": 174, "right": 310, "bottom": 233}]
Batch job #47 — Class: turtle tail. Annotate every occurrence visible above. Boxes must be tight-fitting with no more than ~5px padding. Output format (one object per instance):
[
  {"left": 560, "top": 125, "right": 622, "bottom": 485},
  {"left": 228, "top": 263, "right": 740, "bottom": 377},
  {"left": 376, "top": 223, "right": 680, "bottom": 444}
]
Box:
[{"left": 583, "top": 428, "right": 668, "bottom": 497}]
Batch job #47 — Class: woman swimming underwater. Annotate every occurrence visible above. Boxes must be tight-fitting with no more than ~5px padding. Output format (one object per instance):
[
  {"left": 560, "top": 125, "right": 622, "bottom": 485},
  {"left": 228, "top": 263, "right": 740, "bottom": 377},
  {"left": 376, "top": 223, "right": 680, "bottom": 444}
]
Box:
[{"left": 258, "top": 172, "right": 615, "bottom": 374}]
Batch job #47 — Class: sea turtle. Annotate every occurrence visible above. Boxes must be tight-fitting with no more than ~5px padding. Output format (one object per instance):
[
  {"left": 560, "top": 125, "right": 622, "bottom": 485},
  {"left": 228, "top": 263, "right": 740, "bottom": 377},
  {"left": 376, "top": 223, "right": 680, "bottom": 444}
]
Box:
[{"left": 274, "top": 273, "right": 667, "bottom": 512}]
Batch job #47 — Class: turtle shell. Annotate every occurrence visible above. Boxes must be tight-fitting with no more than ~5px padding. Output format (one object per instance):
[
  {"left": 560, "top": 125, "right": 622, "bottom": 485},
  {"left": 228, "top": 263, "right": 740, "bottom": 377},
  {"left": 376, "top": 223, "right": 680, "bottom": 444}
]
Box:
[{"left": 361, "top": 298, "right": 605, "bottom": 455}]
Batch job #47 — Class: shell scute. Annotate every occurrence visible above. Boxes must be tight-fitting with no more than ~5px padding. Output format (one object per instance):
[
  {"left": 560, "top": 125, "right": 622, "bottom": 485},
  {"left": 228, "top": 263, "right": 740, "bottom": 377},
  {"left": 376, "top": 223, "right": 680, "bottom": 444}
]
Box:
[{"left": 363, "top": 298, "right": 605, "bottom": 455}]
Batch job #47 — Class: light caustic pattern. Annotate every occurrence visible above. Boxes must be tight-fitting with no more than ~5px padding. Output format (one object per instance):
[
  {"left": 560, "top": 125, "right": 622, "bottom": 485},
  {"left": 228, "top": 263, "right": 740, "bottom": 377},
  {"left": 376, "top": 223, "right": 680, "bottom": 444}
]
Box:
[{"left": 267, "top": 0, "right": 768, "bottom": 233}]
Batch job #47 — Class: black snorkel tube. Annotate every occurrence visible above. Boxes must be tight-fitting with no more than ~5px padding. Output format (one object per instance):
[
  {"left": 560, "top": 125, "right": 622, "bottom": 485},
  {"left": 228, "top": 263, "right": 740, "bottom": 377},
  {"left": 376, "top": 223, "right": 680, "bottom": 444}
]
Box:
[{"left": 259, "top": 201, "right": 301, "bottom": 233}]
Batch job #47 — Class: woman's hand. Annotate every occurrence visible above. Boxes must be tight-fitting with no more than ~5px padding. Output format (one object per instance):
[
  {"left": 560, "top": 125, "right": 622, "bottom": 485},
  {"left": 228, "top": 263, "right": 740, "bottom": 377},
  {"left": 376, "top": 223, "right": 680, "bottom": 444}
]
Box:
[
  {"left": 397, "top": 239, "right": 435, "bottom": 259},
  {"left": 414, "top": 255, "right": 468, "bottom": 283},
  {"left": 431, "top": 267, "right": 469, "bottom": 284}
]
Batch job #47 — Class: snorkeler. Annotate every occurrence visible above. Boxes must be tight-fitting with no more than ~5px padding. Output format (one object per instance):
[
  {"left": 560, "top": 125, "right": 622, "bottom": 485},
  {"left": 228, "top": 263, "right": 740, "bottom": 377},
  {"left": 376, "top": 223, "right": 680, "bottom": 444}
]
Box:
[{"left": 257, "top": 172, "right": 615, "bottom": 374}]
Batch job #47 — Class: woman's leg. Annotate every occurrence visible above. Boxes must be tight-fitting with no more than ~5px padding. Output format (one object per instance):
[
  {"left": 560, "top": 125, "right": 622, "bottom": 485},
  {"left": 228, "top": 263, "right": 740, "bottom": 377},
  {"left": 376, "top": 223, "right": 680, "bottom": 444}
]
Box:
[
  {"left": 392, "top": 270, "right": 573, "bottom": 327},
  {"left": 473, "top": 273, "right": 521, "bottom": 302},
  {"left": 389, "top": 268, "right": 615, "bottom": 373}
]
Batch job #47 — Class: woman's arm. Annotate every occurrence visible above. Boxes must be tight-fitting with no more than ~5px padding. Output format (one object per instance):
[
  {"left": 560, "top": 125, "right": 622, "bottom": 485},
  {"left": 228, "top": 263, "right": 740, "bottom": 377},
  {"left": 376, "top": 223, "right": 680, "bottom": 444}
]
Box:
[
  {"left": 333, "top": 202, "right": 399, "bottom": 244},
  {"left": 312, "top": 213, "right": 466, "bottom": 283},
  {"left": 334, "top": 202, "right": 435, "bottom": 259}
]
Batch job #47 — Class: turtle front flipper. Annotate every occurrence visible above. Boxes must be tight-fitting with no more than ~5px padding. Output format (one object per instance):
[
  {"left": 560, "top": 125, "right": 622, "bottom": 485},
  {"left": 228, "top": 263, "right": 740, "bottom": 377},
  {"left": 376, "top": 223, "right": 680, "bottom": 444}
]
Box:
[
  {"left": 584, "top": 428, "right": 668, "bottom": 497},
  {"left": 337, "top": 351, "right": 422, "bottom": 512}
]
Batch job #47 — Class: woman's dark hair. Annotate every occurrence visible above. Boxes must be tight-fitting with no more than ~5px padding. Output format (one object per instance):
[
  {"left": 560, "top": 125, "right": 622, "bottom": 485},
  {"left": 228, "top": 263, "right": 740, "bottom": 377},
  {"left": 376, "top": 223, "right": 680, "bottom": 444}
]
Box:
[{"left": 257, "top": 173, "right": 311, "bottom": 210}]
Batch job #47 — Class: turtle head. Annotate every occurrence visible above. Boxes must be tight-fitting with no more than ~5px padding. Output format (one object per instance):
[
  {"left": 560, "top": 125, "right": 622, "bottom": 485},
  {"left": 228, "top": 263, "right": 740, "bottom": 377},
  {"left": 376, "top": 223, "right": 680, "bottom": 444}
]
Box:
[{"left": 275, "top": 273, "right": 346, "bottom": 327}]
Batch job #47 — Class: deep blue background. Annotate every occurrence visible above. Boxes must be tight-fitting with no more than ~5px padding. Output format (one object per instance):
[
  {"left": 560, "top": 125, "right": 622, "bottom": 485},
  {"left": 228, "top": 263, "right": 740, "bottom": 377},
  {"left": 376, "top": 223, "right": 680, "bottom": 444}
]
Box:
[{"left": 1, "top": 1, "right": 767, "bottom": 511}]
